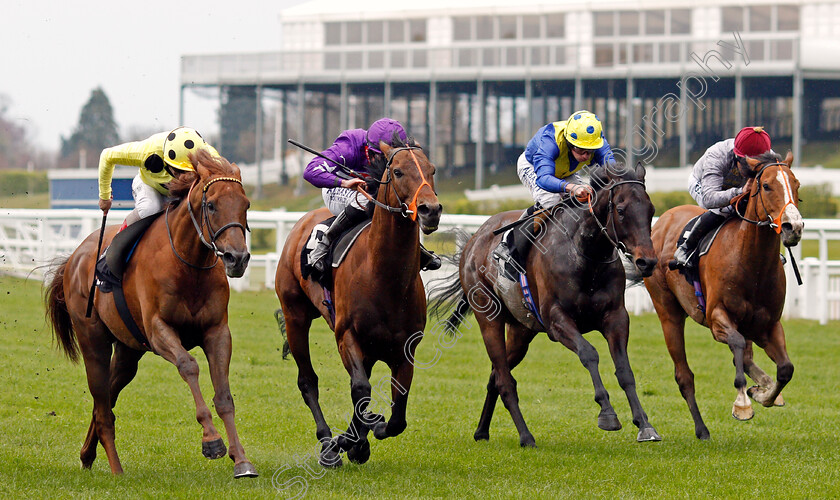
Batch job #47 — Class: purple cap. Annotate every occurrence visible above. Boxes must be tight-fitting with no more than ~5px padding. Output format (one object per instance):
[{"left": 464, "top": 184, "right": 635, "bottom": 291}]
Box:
[{"left": 365, "top": 118, "right": 407, "bottom": 153}]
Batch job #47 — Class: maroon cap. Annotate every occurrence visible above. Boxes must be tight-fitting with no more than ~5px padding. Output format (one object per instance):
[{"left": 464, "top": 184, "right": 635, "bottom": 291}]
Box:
[
  {"left": 734, "top": 126, "right": 772, "bottom": 157},
  {"left": 366, "top": 118, "right": 407, "bottom": 153}
]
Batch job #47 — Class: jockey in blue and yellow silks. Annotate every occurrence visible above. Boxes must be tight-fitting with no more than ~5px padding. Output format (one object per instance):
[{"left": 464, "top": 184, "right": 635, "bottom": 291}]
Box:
[{"left": 494, "top": 111, "right": 616, "bottom": 281}]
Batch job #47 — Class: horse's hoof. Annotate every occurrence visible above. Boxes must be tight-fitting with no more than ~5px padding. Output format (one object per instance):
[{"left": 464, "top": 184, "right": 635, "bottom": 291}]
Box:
[
  {"left": 637, "top": 427, "right": 662, "bottom": 442},
  {"left": 774, "top": 394, "right": 786, "bottom": 407},
  {"left": 202, "top": 438, "right": 227, "bottom": 459},
  {"left": 347, "top": 440, "right": 371, "bottom": 464},
  {"left": 233, "top": 461, "right": 259, "bottom": 478},
  {"left": 372, "top": 422, "right": 388, "bottom": 440},
  {"left": 732, "top": 403, "right": 754, "bottom": 421},
  {"left": 473, "top": 430, "right": 490, "bottom": 442},
  {"left": 519, "top": 434, "right": 537, "bottom": 448},
  {"left": 695, "top": 425, "right": 711, "bottom": 440},
  {"left": 598, "top": 413, "right": 622, "bottom": 431},
  {"left": 318, "top": 449, "right": 343, "bottom": 468}
]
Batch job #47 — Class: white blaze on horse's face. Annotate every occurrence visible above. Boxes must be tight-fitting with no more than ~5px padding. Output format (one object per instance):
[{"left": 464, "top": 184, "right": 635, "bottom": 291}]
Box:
[{"left": 775, "top": 169, "right": 803, "bottom": 246}]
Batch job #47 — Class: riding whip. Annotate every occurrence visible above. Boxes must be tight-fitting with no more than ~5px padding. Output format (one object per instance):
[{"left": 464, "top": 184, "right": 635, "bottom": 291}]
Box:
[
  {"left": 85, "top": 213, "right": 108, "bottom": 318},
  {"left": 287, "top": 139, "right": 368, "bottom": 181}
]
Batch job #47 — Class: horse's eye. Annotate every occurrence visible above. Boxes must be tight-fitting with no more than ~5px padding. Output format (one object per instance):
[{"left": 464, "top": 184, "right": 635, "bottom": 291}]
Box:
[
  {"left": 207, "top": 201, "right": 216, "bottom": 213},
  {"left": 762, "top": 183, "right": 771, "bottom": 190},
  {"left": 617, "top": 207, "right": 625, "bottom": 218},
  {"left": 394, "top": 169, "right": 404, "bottom": 178},
  {"left": 247, "top": 201, "right": 251, "bottom": 210}
]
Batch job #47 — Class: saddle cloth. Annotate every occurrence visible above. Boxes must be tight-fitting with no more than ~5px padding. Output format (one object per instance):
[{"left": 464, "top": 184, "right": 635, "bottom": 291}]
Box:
[
  {"left": 300, "top": 217, "right": 371, "bottom": 287},
  {"left": 677, "top": 215, "right": 728, "bottom": 269}
]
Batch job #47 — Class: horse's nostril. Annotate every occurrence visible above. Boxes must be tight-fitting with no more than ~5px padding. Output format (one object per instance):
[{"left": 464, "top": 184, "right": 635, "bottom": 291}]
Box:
[{"left": 782, "top": 222, "right": 793, "bottom": 232}]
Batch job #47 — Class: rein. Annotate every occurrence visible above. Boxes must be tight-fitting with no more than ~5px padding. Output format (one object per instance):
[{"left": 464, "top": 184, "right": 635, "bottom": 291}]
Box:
[{"left": 166, "top": 176, "right": 248, "bottom": 270}]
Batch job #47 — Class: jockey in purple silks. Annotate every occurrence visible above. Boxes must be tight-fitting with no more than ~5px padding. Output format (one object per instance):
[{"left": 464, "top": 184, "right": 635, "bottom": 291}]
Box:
[{"left": 302, "top": 117, "right": 441, "bottom": 273}]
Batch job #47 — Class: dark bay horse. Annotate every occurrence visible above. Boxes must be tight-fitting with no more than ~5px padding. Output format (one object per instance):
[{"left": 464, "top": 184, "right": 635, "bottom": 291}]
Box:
[
  {"left": 275, "top": 139, "right": 442, "bottom": 467},
  {"left": 644, "top": 151, "right": 803, "bottom": 439},
  {"left": 44, "top": 150, "right": 257, "bottom": 477},
  {"left": 430, "top": 162, "right": 660, "bottom": 447}
]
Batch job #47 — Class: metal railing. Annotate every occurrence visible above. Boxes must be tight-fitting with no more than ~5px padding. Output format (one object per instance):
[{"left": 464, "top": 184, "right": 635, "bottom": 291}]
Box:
[{"left": 1, "top": 208, "right": 836, "bottom": 323}]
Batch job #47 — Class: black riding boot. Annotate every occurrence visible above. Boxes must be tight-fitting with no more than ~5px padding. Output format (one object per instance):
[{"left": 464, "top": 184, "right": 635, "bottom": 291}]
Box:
[
  {"left": 672, "top": 211, "right": 726, "bottom": 268},
  {"left": 492, "top": 205, "right": 538, "bottom": 280},
  {"left": 310, "top": 206, "right": 367, "bottom": 272}
]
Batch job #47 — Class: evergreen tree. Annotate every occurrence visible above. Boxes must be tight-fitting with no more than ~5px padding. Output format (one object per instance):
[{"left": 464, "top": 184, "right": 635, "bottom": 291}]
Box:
[
  {"left": 218, "top": 85, "right": 259, "bottom": 163},
  {"left": 60, "top": 87, "right": 120, "bottom": 168}
]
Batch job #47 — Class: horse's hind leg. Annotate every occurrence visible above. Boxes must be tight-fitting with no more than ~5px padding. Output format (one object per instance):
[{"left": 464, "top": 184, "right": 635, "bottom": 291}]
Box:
[
  {"left": 748, "top": 322, "right": 794, "bottom": 408},
  {"left": 601, "top": 309, "right": 661, "bottom": 442},
  {"left": 202, "top": 324, "right": 258, "bottom": 478},
  {"left": 284, "top": 307, "right": 341, "bottom": 467},
  {"left": 80, "top": 342, "right": 145, "bottom": 468},
  {"left": 474, "top": 323, "right": 537, "bottom": 442},
  {"left": 370, "top": 358, "right": 415, "bottom": 442}
]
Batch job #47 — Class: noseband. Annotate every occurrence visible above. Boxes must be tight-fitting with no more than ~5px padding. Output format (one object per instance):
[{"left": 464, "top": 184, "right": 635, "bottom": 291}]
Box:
[{"left": 166, "top": 176, "right": 248, "bottom": 270}]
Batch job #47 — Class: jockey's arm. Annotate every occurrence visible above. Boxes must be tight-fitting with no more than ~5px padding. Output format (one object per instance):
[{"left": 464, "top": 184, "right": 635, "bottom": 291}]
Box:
[
  {"left": 695, "top": 142, "right": 743, "bottom": 209},
  {"left": 592, "top": 138, "right": 616, "bottom": 166},
  {"left": 303, "top": 133, "right": 364, "bottom": 189},
  {"left": 531, "top": 133, "right": 570, "bottom": 193},
  {"left": 97, "top": 140, "right": 147, "bottom": 202}
]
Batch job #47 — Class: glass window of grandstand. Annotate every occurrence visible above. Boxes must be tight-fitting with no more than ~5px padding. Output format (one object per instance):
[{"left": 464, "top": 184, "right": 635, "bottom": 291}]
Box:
[
  {"left": 644, "top": 10, "right": 665, "bottom": 35},
  {"left": 777, "top": 5, "right": 799, "bottom": 31},
  {"left": 619, "top": 11, "right": 639, "bottom": 36},
  {"left": 594, "top": 12, "right": 614, "bottom": 36},
  {"left": 368, "top": 51, "right": 384, "bottom": 69},
  {"left": 325, "top": 22, "right": 342, "bottom": 45},
  {"left": 499, "top": 16, "right": 517, "bottom": 40},
  {"left": 476, "top": 16, "right": 493, "bottom": 40},
  {"left": 367, "top": 21, "right": 383, "bottom": 44},
  {"left": 453, "top": 17, "right": 471, "bottom": 41},
  {"left": 749, "top": 6, "right": 771, "bottom": 31},
  {"left": 546, "top": 13, "right": 564, "bottom": 38},
  {"left": 670, "top": 9, "right": 691, "bottom": 34},
  {"left": 389, "top": 20, "right": 405, "bottom": 43},
  {"left": 410, "top": 19, "right": 426, "bottom": 42},
  {"left": 522, "top": 15, "right": 541, "bottom": 39},
  {"left": 722, "top": 7, "right": 745, "bottom": 32},
  {"left": 390, "top": 50, "right": 407, "bottom": 68},
  {"left": 346, "top": 22, "right": 362, "bottom": 44},
  {"left": 346, "top": 51, "right": 362, "bottom": 69},
  {"left": 595, "top": 44, "right": 614, "bottom": 66}
]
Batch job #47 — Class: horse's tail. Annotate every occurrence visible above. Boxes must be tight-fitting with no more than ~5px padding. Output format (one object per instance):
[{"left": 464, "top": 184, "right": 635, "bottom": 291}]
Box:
[
  {"left": 274, "top": 308, "right": 291, "bottom": 360},
  {"left": 427, "top": 228, "right": 473, "bottom": 333},
  {"left": 44, "top": 257, "right": 80, "bottom": 363}
]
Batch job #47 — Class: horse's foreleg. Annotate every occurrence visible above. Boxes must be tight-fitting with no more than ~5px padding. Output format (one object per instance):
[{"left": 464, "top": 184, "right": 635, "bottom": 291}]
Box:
[
  {"left": 601, "top": 310, "right": 661, "bottom": 442},
  {"left": 151, "top": 321, "right": 226, "bottom": 460},
  {"left": 743, "top": 341, "right": 784, "bottom": 406},
  {"left": 334, "top": 332, "right": 375, "bottom": 461},
  {"left": 550, "top": 309, "right": 619, "bottom": 432},
  {"left": 478, "top": 318, "right": 535, "bottom": 447},
  {"left": 203, "top": 324, "right": 258, "bottom": 478},
  {"left": 475, "top": 324, "right": 537, "bottom": 442},
  {"left": 748, "top": 322, "right": 794, "bottom": 408},
  {"left": 710, "top": 310, "right": 753, "bottom": 421}
]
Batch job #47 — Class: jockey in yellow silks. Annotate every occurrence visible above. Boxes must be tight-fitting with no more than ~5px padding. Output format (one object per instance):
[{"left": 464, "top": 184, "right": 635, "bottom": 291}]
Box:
[{"left": 97, "top": 127, "right": 219, "bottom": 230}]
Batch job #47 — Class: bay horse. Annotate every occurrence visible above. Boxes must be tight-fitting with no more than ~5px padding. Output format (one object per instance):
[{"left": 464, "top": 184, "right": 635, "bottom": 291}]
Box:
[
  {"left": 643, "top": 151, "right": 803, "bottom": 439},
  {"left": 44, "top": 149, "right": 257, "bottom": 477},
  {"left": 429, "top": 162, "right": 661, "bottom": 447},
  {"left": 275, "top": 139, "right": 442, "bottom": 467}
]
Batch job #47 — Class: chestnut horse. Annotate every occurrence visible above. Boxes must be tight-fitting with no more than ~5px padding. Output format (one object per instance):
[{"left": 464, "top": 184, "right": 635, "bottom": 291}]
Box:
[
  {"left": 44, "top": 150, "right": 257, "bottom": 477},
  {"left": 644, "top": 151, "right": 803, "bottom": 439},
  {"left": 429, "top": 163, "right": 661, "bottom": 447},
  {"left": 275, "top": 139, "right": 442, "bottom": 467}
]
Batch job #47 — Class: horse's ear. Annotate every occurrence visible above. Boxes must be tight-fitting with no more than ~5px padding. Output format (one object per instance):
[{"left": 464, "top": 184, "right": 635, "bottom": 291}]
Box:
[
  {"left": 634, "top": 161, "right": 647, "bottom": 183},
  {"left": 380, "top": 142, "right": 392, "bottom": 158},
  {"left": 745, "top": 156, "right": 762, "bottom": 171},
  {"left": 784, "top": 150, "right": 794, "bottom": 168}
]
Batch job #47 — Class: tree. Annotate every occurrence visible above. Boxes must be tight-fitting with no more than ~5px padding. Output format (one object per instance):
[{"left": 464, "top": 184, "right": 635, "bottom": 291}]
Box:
[
  {"left": 0, "top": 94, "right": 34, "bottom": 170},
  {"left": 60, "top": 87, "right": 120, "bottom": 169},
  {"left": 218, "top": 85, "right": 259, "bottom": 163}
]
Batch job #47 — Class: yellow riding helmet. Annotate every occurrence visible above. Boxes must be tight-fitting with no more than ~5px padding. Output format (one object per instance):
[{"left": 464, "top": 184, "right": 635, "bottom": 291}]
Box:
[
  {"left": 564, "top": 111, "right": 605, "bottom": 150},
  {"left": 162, "top": 127, "right": 212, "bottom": 171}
]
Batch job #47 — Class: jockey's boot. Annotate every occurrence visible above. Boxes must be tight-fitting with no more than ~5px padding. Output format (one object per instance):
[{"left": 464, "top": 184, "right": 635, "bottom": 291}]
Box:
[
  {"left": 310, "top": 206, "right": 367, "bottom": 272},
  {"left": 672, "top": 211, "right": 726, "bottom": 268},
  {"left": 419, "top": 245, "right": 441, "bottom": 271},
  {"left": 493, "top": 205, "right": 537, "bottom": 280}
]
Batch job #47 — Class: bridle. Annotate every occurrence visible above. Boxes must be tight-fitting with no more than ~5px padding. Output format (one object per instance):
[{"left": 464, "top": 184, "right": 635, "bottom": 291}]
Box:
[
  {"left": 166, "top": 176, "right": 248, "bottom": 270},
  {"left": 585, "top": 179, "right": 647, "bottom": 262},
  {"left": 354, "top": 146, "right": 434, "bottom": 221},
  {"left": 733, "top": 161, "right": 796, "bottom": 234}
]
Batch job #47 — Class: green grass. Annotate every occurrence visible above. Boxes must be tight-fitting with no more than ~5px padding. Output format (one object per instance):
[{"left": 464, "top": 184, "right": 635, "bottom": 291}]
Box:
[{"left": 1, "top": 274, "right": 838, "bottom": 498}]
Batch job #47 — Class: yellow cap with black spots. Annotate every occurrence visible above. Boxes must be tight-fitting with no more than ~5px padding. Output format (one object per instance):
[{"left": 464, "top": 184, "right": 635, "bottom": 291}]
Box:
[
  {"left": 162, "top": 127, "right": 215, "bottom": 171},
  {"left": 564, "top": 111, "right": 604, "bottom": 150}
]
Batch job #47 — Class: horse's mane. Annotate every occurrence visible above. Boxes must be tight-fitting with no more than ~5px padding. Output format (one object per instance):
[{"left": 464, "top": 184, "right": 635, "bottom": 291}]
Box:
[
  {"left": 589, "top": 162, "right": 640, "bottom": 191},
  {"left": 756, "top": 150, "right": 783, "bottom": 165},
  {"left": 167, "top": 149, "right": 241, "bottom": 207},
  {"left": 366, "top": 132, "right": 421, "bottom": 199}
]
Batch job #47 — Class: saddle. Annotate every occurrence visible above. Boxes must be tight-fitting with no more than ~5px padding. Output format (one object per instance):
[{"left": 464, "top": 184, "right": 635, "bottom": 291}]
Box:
[
  {"left": 300, "top": 217, "right": 371, "bottom": 289},
  {"left": 94, "top": 213, "right": 161, "bottom": 351}
]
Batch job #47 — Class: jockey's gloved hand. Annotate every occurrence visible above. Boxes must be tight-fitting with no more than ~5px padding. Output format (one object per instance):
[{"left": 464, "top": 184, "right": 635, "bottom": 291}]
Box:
[{"left": 566, "top": 183, "right": 594, "bottom": 203}]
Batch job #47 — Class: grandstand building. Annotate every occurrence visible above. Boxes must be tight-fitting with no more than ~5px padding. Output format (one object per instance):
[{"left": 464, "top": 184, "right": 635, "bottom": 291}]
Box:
[{"left": 180, "top": 0, "right": 840, "bottom": 189}]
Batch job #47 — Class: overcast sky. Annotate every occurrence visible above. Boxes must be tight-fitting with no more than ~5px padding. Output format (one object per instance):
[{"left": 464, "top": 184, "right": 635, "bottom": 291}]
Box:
[{"left": 2, "top": 0, "right": 306, "bottom": 152}]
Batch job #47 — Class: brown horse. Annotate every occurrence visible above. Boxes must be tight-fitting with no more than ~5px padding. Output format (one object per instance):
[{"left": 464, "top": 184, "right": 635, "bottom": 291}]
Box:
[
  {"left": 275, "top": 139, "right": 442, "bottom": 467},
  {"left": 644, "top": 151, "right": 803, "bottom": 439},
  {"left": 429, "top": 162, "right": 661, "bottom": 447},
  {"left": 44, "top": 150, "right": 257, "bottom": 477}
]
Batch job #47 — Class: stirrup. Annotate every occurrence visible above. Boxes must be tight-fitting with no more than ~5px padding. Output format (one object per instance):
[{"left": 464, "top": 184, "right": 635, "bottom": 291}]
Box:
[
  {"left": 420, "top": 250, "right": 441, "bottom": 271},
  {"left": 493, "top": 242, "right": 520, "bottom": 282},
  {"left": 669, "top": 246, "right": 693, "bottom": 270}
]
